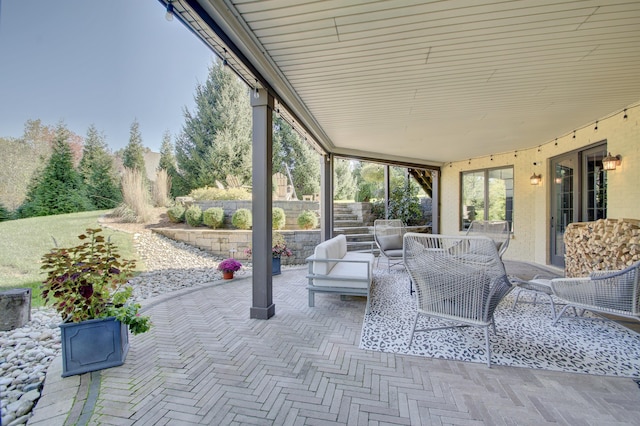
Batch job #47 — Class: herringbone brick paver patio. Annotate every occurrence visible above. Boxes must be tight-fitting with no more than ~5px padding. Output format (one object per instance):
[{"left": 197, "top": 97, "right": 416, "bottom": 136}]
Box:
[{"left": 52, "top": 264, "right": 640, "bottom": 425}]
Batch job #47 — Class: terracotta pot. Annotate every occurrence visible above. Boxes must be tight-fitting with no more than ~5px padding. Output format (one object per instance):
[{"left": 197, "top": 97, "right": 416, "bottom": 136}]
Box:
[{"left": 222, "top": 271, "right": 234, "bottom": 280}]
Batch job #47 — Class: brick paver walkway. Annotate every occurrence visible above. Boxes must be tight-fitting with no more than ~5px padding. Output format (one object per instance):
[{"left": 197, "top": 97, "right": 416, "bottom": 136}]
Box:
[{"left": 30, "top": 264, "right": 640, "bottom": 425}]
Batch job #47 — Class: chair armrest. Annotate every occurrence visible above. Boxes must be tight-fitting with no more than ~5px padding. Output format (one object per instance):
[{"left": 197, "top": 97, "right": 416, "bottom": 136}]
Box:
[{"left": 306, "top": 256, "right": 372, "bottom": 265}]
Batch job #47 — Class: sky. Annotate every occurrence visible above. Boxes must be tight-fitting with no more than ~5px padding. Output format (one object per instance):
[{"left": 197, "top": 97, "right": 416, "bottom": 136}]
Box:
[{"left": 0, "top": 0, "right": 215, "bottom": 152}]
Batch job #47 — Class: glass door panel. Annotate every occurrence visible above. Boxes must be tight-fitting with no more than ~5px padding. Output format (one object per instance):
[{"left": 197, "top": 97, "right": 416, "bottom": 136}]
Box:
[
  {"left": 551, "top": 154, "right": 576, "bottom": 267},
  {"left": 583, "top": 147, "right": 607, "bottom": 221}
]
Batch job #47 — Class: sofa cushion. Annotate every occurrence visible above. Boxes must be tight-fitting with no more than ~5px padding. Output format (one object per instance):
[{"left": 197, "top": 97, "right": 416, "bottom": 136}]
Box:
[
  {"left": 312, "top": 260, "right": 371, "bottom": 289},
  {"left": 313, "top": 234, "right": 349, "bottom": 275},
  {"left": 378, "top": 234, "right": 403, "bottom": 251}
]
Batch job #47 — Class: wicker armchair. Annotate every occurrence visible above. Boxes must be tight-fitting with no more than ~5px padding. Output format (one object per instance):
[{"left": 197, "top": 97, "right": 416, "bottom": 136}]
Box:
[
  {"left": 466, "top": 220, "right": 511, "bottom": 258},
  {"left": 550, "top": 261, "right": 640, "bottom": 326},
  {"left": 374, "top": 219, "right": 405, "bottom": 272},
  {"left": 403, "top": 233, "right": 513, "bottom": 367}
]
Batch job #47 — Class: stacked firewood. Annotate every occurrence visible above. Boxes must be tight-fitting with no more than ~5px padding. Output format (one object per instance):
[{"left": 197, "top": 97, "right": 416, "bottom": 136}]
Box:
[{"left": 564, "top": 218, "right": 640, "bottom": 277}]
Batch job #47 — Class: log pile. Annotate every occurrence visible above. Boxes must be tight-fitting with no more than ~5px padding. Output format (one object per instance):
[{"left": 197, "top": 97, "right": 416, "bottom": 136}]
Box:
[{"left": 564, "top": 218, "right": 640, "bottom": 277}]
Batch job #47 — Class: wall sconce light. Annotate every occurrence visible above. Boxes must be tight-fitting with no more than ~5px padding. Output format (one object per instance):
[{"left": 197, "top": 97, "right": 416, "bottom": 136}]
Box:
[
  {"left": 602, "top": 152, "right": 621, "bottom": 171},
  {"left": 165, "top": 1, "right": 174, "bottom": 21},
  {"left": 530, "top": 173, "right": 542, "bottom": 185}
]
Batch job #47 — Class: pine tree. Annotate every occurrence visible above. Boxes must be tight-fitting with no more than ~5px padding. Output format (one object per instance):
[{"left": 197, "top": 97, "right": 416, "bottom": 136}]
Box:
[
  {"left": 158, "top": 131, "right": 186, "bottom": 196},
  {"left": 79, "top": 125, "right": 122, "bottom": 209},
  {"left": 122, "top": 119, "right": 147, "bottom": 175},
  {"left": 272, "top": 117, "right": 320, "bottom": 198},
  {"left": 17, "top": 124, "right": 93, "bottom": 217},
  {"left": 175, "top": 61, "right": 252, "bottom": 192}
]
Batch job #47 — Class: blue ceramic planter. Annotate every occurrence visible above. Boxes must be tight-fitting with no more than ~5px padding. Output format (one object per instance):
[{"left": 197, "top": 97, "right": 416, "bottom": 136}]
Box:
[
  {"left": 272, "top": 257, "right": 281, "bottom": 275},
  {"left": 59, "top": 316, "right": 129, "bottom": 377}
]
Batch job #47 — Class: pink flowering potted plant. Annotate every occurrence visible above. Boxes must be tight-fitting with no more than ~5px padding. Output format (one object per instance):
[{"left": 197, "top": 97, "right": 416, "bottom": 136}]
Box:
[{"left": 217, "top": 258, "right": 243, "bottom": 279}]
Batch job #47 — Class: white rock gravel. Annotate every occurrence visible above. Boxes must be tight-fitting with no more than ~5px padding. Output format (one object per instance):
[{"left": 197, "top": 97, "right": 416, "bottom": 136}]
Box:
[{"left": 0, "top": 229, "right": 245, "bottom": 425}]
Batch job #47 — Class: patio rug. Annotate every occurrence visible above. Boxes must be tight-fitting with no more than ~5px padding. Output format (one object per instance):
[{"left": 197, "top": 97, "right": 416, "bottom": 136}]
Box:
[{"left": 359, "top": 271, "right": 640, "bottom": 377}]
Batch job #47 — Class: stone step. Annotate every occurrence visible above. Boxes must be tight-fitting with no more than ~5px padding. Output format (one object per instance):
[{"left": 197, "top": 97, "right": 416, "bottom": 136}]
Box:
[
  {"left": 334, "top": 214, "right": 358, "bottom": 221},
  {"left": 334, "top": 220, "right": 365, "bottom": 228},
  {"left": 334, "top": 226, "right": 372, "bottom": 235}
]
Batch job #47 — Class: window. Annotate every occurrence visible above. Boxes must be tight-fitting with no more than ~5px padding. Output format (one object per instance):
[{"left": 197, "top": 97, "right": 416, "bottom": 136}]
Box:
[{"left": 460, "top": 167, "right": 513, "bottom": 230}]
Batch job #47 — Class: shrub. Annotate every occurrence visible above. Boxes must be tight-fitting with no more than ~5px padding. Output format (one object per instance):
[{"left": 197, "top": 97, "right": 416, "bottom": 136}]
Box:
[
  {"left": 185, "top": 205, "right": 203, "bottom": 227},
  {"left": 297, "top": 210, "right": 318, "bottom": 230},
  {"left": 272, "top": 207, "right": 286, "bottom": 230},
  {"left": 167, "top": 204, "right": 186, "bottom": 223},
  {"left": 232, "top": 208, "right": 252, "bottom": 229},
  {"left": 40, "top": 228, "right": 151, "bottom": 334},
  {"left": 111, "top": 204, "right": 138, "bottom": 223},
  {"left": 203, "top": 207, "right": 224, "bottom": 229},
  {"left": 189, "top": 186, "right": 251, "bottom": 201}
]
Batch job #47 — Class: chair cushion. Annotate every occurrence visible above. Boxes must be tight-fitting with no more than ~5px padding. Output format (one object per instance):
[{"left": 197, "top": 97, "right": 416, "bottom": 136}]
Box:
[{"left": 378, "top": 234, "right": 403, "bottom": 251}]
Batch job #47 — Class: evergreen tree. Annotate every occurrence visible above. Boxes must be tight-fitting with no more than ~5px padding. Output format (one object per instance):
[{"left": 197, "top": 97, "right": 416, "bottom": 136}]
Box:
[
  {"left": 175, "top": 61, "right": 252, "bottom": 192},
  {"left": 79, "top": 125, "right": 122, "bottom": 209},
  {"left": 17, "top": 124, "right": 93, "bottom": 217},
  {"left": 334, "top": 158, "right": 357, "bottom": 200},
  {"left": 122, "top": 119, "right": 147, "bottom": 175},
  {"left": 158, "top": 130, "right": 187, "bottom": 196},
  {"left": 0, "top": 202, "right": 12, "bottom": 222},
  {"left": 272, "top": 117, "right": 320, "bottom": 198}
]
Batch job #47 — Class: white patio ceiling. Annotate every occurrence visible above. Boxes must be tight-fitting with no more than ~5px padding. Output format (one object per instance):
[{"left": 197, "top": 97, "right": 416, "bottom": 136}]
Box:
[{"left": 180, "top": 0, "right": 640, "bottom": 165}]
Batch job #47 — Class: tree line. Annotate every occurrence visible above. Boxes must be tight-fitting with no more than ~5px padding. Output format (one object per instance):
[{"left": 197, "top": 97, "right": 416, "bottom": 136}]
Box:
[
  {"left": 0, "top": 61, "right": 323, "bottom": 221},
  {"left": 0, "top": 60, "right": 427, "bottom": 225}
]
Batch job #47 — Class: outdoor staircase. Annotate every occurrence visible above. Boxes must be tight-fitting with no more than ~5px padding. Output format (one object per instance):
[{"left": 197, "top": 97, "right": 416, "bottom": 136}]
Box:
[{"left": 332, "top": 203, "right": 376, "bottom": 253}]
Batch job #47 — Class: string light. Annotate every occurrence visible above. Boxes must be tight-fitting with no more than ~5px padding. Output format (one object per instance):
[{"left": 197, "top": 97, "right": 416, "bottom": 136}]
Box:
[
  {"left": 594, "top": 121, "right": 598, "bottom": 132},
  {"left": 165, "top": 1, "right": 174, "bottom": 21},
  {"left": 623, "top": 109, "right": 628, "bottom": 120}
]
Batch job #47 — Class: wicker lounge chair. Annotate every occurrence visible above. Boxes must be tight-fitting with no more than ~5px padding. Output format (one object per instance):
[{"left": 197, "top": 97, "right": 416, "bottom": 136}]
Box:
[
  {"left": 374, "top": 219, "right": 405, "bottom": 272},
  {"left": 465, "top": 220, "right": 511, "bottom": 258},
  {"left": 550, "top": 261, "right": 640, "bottom": 326},
  {"left": 403, "top": 233, "right": 513, "bottom": 367}
]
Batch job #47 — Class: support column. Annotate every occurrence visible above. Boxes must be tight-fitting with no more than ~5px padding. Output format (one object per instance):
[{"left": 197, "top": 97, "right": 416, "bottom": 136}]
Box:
[
  {"left": 320, "top": 153, "right": 333, "bottom": 241},
  {"left": 431, "top": 170, "right": 440, "bottom": 233},
  {"left": 250, "top": 89, "right": 275, "bottom": 320},
  {"left": 384, "top": 165, "right": 390, "bottom": 219}
]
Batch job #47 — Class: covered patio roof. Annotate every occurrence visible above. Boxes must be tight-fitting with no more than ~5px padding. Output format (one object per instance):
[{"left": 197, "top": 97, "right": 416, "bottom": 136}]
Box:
[{"left": 167, "top": 0, "right": 640, "bottom": 166}]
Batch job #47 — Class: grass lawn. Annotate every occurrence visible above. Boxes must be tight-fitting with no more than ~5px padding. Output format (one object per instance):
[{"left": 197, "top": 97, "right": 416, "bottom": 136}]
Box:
[{"left": 0, "top": 210, "right": 139, "bottom": 307}]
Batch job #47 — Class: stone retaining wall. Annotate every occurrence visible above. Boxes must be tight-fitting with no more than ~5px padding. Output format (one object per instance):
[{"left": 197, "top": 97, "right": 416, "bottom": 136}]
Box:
[
  {"left": 152, "top": 228, "right": 321, "bottom": 265},
  {"left": 564, "top": 218, "right": 640, "bottom": 277}
]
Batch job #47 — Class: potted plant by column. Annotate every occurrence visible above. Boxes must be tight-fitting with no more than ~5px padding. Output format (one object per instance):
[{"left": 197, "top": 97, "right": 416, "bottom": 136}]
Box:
[
  {"left": 244, "top": 232, "right": 293, "bottom": 275},
  {"left": 40, "top": 228, "right": 151, "bottom": 377},
  {"left": 217, "top": 258, "right": 243, "bottom": 279},
  {"left": 271, "top": 232, "right": 293, "bottom": 275}
]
